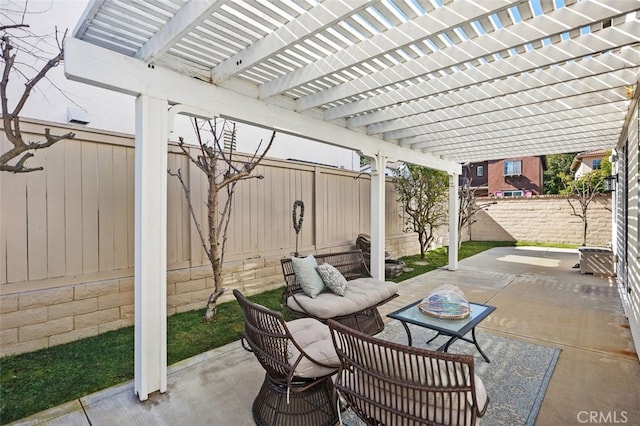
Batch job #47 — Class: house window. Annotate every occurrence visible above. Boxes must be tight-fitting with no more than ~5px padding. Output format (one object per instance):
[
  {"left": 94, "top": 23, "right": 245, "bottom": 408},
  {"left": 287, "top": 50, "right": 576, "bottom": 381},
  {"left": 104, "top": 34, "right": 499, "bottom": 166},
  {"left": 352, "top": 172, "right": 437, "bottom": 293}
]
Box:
[
  {"left": 504, "top": 160, "right": 522, "bottom": 176},
  {"left": 502, "top": 190, "right": 523, "bottom": 197},
  {"left": 592, "top": 159, "right": 602, "bottom": 170},
  {"left": 476, "top": 165, "right": 484, "bottom": 177}
]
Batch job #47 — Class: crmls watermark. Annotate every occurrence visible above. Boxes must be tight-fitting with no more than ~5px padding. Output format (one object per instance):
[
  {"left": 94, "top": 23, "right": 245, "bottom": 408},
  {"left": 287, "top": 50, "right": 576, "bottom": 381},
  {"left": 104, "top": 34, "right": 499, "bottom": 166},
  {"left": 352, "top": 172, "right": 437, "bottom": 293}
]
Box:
[{"left": 577, "top": 411, "right": 628, "bottom": 424}]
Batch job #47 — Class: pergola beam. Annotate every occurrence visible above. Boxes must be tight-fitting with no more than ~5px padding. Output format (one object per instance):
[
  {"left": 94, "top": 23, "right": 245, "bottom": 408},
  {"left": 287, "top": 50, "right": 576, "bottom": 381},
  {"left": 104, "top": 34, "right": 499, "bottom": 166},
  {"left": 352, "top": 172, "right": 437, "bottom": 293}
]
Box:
[{"left": 64, "top": 37, "right": 460, "bottom": 175}]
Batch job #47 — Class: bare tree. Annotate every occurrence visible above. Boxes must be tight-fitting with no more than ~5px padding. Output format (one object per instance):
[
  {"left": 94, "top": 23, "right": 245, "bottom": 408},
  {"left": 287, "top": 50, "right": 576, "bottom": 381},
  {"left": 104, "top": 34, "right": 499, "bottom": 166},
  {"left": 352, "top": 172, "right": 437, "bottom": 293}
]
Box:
[
  {"left": 458, "top": 176, "right": 496, "bottom": 248},
  {"left": 0, "top": 6, "right": 74, "bottom": 173},
  {"left": 393, "top": 164, "right": 448, "bottom": 259},
  {"left": 563, "top": 152, "right": 612, "bottom": 246},
  {"left": 563, "top": 171, "right": 607, "bottom": 246},
  {"left": 169, "top": 118, "right": 275, "bottom": 321}
]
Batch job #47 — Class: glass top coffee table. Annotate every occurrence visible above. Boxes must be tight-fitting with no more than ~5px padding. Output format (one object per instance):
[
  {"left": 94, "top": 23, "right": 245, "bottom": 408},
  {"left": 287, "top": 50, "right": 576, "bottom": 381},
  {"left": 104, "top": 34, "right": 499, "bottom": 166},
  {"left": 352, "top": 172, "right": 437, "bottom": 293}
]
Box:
[{"left": 387, "top": 300, "right": 496, "bottom": 362}]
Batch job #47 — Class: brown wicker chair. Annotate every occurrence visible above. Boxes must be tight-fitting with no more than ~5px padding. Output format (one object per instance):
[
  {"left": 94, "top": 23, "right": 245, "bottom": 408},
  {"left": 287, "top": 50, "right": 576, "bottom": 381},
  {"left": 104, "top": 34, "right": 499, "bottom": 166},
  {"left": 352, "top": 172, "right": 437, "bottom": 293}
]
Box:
[
  {"left": 328, "top": 319, "right": 489, "bottom": 426},
  {"left": 233, "top": 289, "right": 340, "bottom": 426}
]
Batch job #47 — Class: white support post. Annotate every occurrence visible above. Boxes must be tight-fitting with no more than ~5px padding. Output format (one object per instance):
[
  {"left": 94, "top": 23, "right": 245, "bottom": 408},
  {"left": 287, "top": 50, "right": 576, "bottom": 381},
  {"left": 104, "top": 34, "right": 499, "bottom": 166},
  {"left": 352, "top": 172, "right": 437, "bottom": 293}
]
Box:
[
  {"left": 448, "top": 172, "right": 459, "bottom": 271},
  {"left": 134, "top": 94, "right": 168, "bottom": 401},
  {"left": 370, "top": 154, "right": 387, "bottom": 280}
]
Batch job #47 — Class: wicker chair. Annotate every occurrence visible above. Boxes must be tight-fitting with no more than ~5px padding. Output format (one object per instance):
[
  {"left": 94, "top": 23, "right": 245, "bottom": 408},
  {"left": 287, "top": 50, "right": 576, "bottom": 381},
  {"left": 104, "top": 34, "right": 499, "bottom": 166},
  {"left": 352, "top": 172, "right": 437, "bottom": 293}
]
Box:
[
  {"left": 233, "top": 289, "right": 340, "bottom": 426},
  {"left": 328, "top": 319, "right": 489, "bottom": 426}
]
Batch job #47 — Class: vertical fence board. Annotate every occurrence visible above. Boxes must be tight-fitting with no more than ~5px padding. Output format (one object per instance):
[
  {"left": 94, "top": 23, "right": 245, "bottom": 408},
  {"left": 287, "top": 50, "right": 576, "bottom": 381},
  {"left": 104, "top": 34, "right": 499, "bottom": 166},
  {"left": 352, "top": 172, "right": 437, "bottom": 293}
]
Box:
[
  {"left": 287, "top": 169, "right": 296, "bottom": 249},
  {"left": 315, "top": 169, "right": 325, "bottom": 246},
  {"left": 300, "top": 169, "right": 312, "bottom": 248},
  {"left": 317, "top": 172, "right": 326, "bottom": 245},
  {"left": 248, "top": 169, "right": 259, "bottom": 252},
  {"left": 64, "top": 140, "right": 83, "bottom": 276},
  {"left": 359, "top": 177, "right": 370, "bottom": 234},
  {"left": 112, "top": 145, "right": 129, "bottom": 269},
  {"left": 255, "top": 164, "right": 267, "bottom": 253},
  {"left": 97, "top": 144, "right": 115, "bottom": 272},
  {"left": 189, "top": 156, "right": 208, "bottom": 267},
  {"left": 26, "top": 154, "right": 47, "bottom": 280},
  {"left": 3, "top": 170, "right": 28, "bottom": 283},
  {"left": 179, "top": 156, "right": 190, "bottom": 262},
  {"left": 241, "top": 174, "right": 251, "bottom": 253},
  {"left": 270, "top": 167, "right": 284, "bottom": 250},
  {"left": 167, "top": 153, "right": 180, "bottom": 265},
  {"left": 46, "top": 143, "right": 66, "bottom": 278},
  {"left": 81, "top": 141, "right": 99, "bottom": 273}
]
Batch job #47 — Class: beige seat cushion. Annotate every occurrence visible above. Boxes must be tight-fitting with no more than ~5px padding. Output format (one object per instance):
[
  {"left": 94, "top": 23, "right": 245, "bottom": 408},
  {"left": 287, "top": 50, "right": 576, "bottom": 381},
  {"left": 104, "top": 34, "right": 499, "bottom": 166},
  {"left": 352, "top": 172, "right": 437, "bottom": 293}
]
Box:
[
  {"left": 288, "top": 278, "right": 399, "bottom": 319},
  {"left": 286, "top": 318, "right": 339, "bottom": 378},
  {"left": 339, "top": 365, "right": 488, "bottom": 425}
]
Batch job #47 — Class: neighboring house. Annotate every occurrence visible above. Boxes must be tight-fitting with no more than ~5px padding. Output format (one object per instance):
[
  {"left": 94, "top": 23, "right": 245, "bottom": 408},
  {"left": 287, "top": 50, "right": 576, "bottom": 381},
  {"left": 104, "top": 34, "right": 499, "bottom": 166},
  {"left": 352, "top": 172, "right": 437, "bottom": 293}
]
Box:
[
  {"left": 460, "top": 162, "right": 489, "bottom": 196},
  {"left": 570, "top": 149, "right": 608, "bottom": 178},
  {"left": 461, "top": 157, "right": 546, "bottom": 197}
]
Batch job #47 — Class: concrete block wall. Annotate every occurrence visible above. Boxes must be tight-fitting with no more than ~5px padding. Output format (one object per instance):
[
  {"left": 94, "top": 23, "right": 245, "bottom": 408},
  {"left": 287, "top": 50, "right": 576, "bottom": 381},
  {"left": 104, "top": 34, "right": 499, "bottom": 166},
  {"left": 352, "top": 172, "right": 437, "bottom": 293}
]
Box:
[
  {"left": 466, "top": 195, "right": 612, "bottom": 246},
  {"left": 0, "top": 277, "right": 134, "bottom": 357}
]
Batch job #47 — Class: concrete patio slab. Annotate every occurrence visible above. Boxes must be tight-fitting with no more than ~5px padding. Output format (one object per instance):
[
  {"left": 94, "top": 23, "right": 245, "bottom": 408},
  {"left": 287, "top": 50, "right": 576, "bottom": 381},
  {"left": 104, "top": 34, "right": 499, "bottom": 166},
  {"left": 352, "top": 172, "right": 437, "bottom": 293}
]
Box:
[{"left": 9, "top": 246, "right": 640, "bottom": 426}]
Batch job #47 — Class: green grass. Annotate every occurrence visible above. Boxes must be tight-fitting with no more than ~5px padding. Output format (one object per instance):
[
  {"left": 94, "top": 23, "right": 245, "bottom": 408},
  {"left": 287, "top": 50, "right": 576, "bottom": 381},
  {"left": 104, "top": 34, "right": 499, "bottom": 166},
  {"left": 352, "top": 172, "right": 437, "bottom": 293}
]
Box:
[
  {"left": 0, "top": 240, "right": 518, "bottom": 424},
  {"left": 0, "top": 288, "right": 296, "bottom": 425},
  {"left": 515, "top": 240, "right": 579, "bottom": 249},
  {"left": 389, "top": 240, "right": 516, "bottom": 282}
]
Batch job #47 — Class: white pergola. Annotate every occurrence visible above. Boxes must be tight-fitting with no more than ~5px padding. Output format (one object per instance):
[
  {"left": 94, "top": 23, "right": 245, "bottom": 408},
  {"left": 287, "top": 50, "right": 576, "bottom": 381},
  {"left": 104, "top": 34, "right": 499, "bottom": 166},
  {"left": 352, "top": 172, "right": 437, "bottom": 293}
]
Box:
[{"left": 65, "top": 0, "right": 640, "bottom": 400}]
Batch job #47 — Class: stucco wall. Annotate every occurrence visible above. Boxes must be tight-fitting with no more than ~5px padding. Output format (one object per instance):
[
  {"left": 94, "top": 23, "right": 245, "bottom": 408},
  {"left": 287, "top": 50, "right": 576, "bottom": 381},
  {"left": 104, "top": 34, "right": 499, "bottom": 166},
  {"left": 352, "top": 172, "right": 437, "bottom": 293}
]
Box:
[{"left": 466, "top": 195, "right": 612, "bottom": 246}]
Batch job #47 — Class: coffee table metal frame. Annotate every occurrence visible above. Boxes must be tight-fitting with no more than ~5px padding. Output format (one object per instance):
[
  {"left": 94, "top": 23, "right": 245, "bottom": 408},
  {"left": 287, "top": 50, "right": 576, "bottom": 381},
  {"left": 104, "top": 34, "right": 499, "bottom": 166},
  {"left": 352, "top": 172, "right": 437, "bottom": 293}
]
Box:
[{"left": 387, "top": 300, "right": 496, "bottom": 362}]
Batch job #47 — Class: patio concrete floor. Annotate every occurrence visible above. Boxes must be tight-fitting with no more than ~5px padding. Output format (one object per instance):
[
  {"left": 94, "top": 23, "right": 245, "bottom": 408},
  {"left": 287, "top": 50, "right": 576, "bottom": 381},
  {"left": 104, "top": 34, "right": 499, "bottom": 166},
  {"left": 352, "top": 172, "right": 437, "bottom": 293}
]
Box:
[{"left": 11, "top": 246, "right": 640, "bottom": 425}]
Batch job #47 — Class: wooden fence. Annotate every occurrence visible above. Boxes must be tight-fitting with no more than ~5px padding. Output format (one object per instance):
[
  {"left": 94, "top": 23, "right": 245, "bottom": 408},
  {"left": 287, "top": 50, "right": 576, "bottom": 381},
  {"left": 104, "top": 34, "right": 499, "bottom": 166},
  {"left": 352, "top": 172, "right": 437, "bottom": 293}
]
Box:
[{"left": 1, "top": 119, "right": 412, "bottom": 295}]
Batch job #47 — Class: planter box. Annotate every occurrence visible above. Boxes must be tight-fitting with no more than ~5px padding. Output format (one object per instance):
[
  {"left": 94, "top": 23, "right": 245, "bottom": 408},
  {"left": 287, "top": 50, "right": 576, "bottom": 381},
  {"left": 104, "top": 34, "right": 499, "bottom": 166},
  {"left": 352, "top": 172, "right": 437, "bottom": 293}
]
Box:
[{"left": 578, "top": 247, "right": 615, "bottom": 277}]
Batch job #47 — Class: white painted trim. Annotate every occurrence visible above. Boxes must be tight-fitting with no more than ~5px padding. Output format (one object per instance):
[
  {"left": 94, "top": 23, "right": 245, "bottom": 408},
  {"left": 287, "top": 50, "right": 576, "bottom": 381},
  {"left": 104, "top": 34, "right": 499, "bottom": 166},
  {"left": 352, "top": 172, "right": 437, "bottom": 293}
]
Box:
[
  {"left": 448, "top": 173, "right": 459, "bottom": 271},
  {"left": 134, "top": 94, "right": 168, "bottom": 401},
  {"left": 370, "top": 154, "right": 387, "bottom": 280}
]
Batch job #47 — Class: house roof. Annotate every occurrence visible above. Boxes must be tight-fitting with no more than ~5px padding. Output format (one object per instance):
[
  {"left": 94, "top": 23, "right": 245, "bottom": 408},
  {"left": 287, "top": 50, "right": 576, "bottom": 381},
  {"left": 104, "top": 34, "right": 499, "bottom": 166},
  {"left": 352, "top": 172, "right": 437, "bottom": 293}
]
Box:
[
  {"left": 68, "top": 0, "right": 640, "bottom": 169},
  {"left": 570, "top": 149, "right": 608, "bottom": 172}
]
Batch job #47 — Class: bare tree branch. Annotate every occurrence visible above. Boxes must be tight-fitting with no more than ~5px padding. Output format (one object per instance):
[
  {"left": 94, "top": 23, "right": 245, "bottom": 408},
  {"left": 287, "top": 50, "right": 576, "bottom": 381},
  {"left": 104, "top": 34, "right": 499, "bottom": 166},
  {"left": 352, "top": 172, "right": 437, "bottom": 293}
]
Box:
[
  {"left": 168, "top": 167, "right": 212, "bottom": 264},
  {"left": 169, "top": 118, "right": 275, "bottom": 321},
  {"left": 1, "top": 8, "right": 74, "bottom": 173},
  {"left": 563, "top": 171, "right": 605, "bottom": 246}
]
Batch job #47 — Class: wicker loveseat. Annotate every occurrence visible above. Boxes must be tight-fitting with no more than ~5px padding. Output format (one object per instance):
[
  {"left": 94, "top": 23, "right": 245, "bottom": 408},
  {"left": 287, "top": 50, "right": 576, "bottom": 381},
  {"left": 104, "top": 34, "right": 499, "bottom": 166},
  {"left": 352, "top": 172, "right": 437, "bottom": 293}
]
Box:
[
  {"left": 328, "top": 319, "right": 489, "bottom": 425},
  {"left": 281, "top": 250, "right": 399, "bottom": 335}
]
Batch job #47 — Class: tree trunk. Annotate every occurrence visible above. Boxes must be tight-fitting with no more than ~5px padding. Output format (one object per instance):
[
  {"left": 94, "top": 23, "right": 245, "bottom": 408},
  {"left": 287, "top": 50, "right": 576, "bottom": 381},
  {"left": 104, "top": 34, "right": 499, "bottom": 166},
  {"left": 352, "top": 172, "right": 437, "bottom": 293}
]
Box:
[
  {"left": 204, "top": 174, "right": 224, "bottom": 321},
  {"left": 419, "top": 231, "right": 427, "bottom": 259}
]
